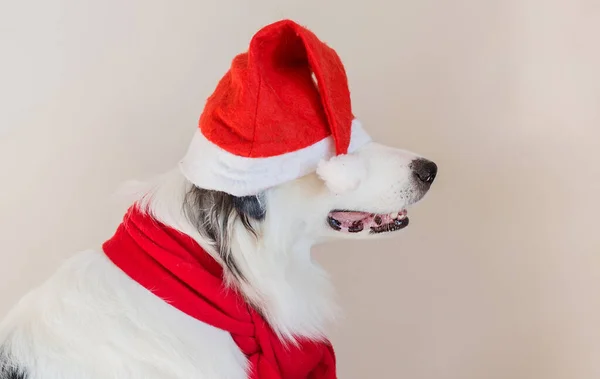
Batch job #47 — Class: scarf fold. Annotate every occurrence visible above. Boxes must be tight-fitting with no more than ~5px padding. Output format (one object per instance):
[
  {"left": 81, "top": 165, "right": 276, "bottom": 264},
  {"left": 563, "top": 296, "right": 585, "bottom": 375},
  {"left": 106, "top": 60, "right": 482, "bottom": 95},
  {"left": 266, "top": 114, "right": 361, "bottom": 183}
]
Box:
[{"left": 102, "top": 207, "right": 336, "bottom": 379}]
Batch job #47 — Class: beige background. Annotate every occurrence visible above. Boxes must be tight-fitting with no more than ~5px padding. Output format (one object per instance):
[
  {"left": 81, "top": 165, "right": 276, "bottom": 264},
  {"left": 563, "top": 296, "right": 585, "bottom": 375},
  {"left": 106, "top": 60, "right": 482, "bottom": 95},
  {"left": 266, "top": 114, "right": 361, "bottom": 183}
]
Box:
[{"left": 1, "top": 0, "right": 599, "bottom": 378}]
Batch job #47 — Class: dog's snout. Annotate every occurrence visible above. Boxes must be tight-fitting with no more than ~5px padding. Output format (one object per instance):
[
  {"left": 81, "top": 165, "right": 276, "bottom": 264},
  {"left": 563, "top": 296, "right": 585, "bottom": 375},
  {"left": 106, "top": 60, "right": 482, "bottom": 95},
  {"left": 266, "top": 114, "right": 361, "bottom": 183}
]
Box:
[{"left": 411, "top": 158, "right": 438, "bottom": 185}]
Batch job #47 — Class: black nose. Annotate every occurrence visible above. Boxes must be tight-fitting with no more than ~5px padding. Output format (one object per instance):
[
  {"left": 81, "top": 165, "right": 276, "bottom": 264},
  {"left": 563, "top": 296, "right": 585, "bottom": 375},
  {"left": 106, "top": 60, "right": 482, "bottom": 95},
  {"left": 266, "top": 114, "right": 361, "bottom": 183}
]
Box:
[{"left": 411, "top": 158, "right": 438, "bottom": 185}]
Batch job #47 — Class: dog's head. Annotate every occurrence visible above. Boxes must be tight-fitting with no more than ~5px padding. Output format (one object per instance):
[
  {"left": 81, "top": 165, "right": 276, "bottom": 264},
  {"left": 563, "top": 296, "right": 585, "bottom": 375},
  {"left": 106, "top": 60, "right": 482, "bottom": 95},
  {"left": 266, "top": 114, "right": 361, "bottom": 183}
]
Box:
[{"left": 183, "top": 141, "right": 436, "bottom": 249}]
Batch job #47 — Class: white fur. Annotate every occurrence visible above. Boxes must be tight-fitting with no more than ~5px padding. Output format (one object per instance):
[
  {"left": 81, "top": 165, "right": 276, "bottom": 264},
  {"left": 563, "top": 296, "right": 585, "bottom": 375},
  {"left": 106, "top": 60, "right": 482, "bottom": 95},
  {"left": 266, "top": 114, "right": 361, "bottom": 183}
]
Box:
[{"left": 0, "top": 141, "right": 431, "bottom": 378}]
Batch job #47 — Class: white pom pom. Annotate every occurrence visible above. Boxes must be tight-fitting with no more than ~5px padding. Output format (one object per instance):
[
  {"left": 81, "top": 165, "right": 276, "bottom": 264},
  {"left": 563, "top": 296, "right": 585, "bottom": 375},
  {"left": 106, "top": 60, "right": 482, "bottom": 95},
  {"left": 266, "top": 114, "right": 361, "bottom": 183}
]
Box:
[{"left": 316, "top": 153, "right": 367, "bottom": 194}]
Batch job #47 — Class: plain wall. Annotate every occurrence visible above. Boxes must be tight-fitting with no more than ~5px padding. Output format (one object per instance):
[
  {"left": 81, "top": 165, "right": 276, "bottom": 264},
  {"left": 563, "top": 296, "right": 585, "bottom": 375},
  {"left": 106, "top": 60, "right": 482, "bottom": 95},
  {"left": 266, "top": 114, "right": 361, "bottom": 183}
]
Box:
[{"left": 1, "top": 1, "right": 599, "bottom": 378}]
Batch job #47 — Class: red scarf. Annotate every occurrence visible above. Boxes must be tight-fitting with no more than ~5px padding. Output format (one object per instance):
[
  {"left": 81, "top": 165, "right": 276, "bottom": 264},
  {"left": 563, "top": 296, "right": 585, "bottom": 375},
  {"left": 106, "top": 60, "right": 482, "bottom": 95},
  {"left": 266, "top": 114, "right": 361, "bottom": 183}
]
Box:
[{"left": 102, "top": 207, "right": 336, "bottom": 379}]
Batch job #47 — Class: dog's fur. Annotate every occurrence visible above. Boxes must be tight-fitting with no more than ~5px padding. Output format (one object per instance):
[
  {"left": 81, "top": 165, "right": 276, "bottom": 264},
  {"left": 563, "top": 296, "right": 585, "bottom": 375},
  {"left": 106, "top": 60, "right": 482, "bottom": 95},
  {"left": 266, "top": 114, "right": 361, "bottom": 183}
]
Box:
[{"left": 0, "top": 142, "right": 435, "bottom": 379}]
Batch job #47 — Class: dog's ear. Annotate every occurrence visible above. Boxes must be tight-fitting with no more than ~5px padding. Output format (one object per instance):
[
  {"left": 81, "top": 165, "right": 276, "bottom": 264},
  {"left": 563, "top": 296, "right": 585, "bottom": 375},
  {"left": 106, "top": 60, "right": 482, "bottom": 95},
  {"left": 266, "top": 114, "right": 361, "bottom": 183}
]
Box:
[{"left": 233, "top": 194, "right": 266, "bottom": 221}]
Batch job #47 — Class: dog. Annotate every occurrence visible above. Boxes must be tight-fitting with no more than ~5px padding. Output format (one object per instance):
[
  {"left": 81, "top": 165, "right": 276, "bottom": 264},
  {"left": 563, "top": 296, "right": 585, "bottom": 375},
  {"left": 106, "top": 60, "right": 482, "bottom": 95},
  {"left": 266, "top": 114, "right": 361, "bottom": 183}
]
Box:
[{"left": 0, "top": 20, "right": 438, "bottom": 379}]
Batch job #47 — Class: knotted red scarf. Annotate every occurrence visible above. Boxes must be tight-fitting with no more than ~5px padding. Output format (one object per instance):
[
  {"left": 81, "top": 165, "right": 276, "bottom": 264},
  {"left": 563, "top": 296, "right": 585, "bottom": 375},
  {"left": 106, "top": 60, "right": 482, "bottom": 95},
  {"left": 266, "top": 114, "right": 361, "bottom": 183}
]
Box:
[{"left": 102, "top": 206, "right": 336, "bottom": 379}]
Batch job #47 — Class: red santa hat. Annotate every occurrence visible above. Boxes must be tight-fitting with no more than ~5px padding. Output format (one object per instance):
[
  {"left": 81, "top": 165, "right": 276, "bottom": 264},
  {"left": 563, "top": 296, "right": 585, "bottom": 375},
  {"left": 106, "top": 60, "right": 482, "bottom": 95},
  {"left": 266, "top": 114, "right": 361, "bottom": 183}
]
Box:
[{"left": 179, "top": 19, "right": 371, "bottom": 196}]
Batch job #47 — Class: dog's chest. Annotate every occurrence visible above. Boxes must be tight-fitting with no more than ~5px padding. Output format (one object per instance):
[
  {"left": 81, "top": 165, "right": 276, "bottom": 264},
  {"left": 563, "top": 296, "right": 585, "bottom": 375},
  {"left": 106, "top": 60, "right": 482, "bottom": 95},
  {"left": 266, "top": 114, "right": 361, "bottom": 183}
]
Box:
[{"left": 1, "top": 250, "right": 249, "bottom": 379}]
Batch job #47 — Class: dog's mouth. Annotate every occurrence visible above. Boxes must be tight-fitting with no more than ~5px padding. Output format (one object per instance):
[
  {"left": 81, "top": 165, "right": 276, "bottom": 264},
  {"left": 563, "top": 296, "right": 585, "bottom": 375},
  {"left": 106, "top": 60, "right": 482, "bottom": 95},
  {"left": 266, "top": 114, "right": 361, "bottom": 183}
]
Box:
[{"left": 327, "top": 209, "right": 409, "bottom": 234}]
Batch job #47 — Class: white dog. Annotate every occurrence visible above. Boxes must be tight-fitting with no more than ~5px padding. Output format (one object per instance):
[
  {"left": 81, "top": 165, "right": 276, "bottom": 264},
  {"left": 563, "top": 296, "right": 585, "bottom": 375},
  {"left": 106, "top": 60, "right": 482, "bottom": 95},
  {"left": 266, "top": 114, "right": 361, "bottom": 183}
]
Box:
[{"left": 0, "top": 20, "right": 437, "bottom": 379}]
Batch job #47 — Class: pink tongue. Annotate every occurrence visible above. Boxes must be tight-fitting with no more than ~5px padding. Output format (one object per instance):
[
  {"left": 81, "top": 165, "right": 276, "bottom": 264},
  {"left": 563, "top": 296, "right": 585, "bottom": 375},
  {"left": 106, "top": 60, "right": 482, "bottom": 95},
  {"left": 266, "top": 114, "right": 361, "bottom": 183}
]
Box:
[{"left": 329, "top": 211, "right": 371, "bottom": 223}]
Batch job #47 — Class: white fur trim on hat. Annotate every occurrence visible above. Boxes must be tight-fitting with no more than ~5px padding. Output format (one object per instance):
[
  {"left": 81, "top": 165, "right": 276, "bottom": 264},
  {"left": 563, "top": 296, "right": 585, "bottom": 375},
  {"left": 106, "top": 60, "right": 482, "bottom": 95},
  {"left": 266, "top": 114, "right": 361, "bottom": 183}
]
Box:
[
  {"left": 316, "top": 153, "right": 368, "bottom": 194},
  {"left": 179, "top": 119, "right": 371, "bottom": 196}
]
